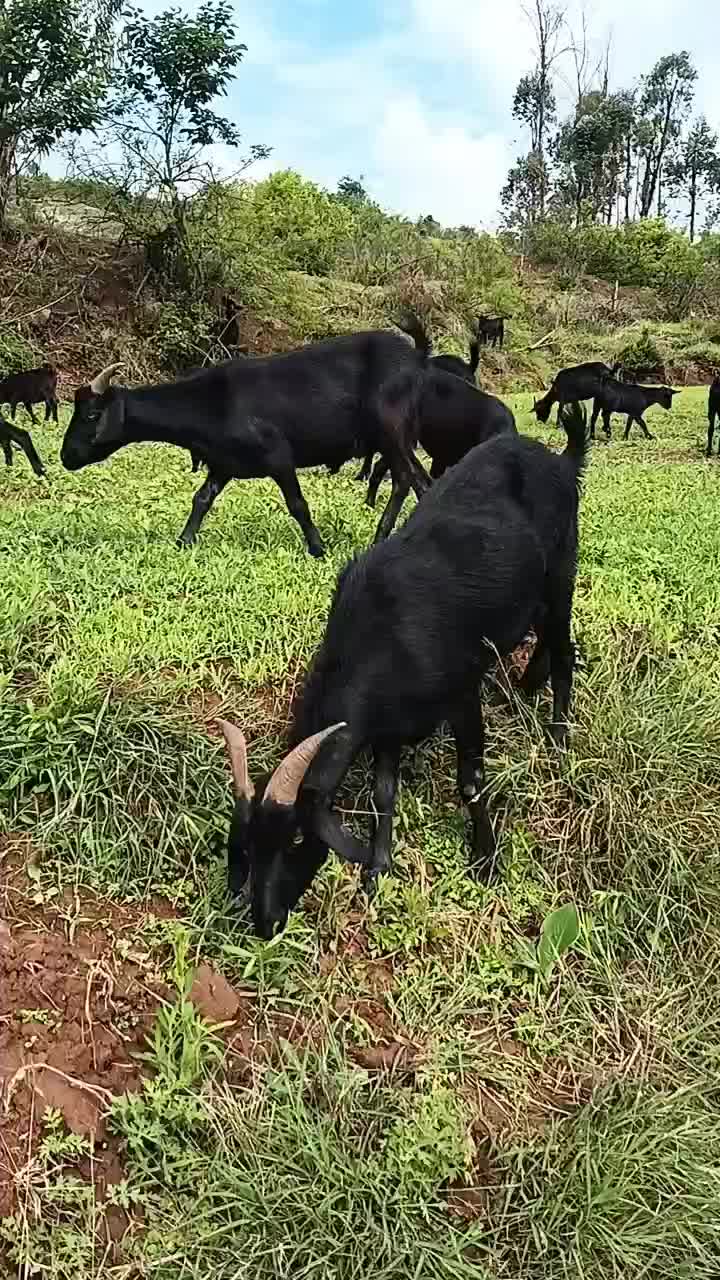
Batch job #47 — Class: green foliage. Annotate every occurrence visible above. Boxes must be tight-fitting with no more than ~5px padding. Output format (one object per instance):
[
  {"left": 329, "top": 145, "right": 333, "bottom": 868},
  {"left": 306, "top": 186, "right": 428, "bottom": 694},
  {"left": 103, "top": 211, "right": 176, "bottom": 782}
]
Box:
[
  {"left": 384, "top": 1086, "right": 475, "bottom": 1192},
  {"left": 514, "top": 904, "right": 582, "bottom": 988},
  {"left": 0, "top": 0, "right": 119, "bottom": 219},
  {"left": 616, "top": 325, "right": 665, "bottom": 380},
  {"left": 0, "top": 326, "right": 40, "bottom": 374},
  {"left": 234, "top": 170, "right": 354, "bottom": 275}
]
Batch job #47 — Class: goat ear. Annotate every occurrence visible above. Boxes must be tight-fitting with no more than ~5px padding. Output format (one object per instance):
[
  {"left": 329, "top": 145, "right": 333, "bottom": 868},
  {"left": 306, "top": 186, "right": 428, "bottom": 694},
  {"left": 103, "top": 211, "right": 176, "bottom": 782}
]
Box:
[
  {"left": 93, "top": 392, "right": 126, "bottom": 445},
  {"left": 311, "top": 807, "right": 373, "bottom": 867}
]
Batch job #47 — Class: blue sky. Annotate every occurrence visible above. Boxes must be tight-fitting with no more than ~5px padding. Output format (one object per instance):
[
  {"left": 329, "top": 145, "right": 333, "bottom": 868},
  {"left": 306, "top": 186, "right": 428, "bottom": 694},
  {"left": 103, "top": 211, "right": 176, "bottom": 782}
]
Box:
[{"left": 82, "top": 0, "right": 720, "bottom": 227}]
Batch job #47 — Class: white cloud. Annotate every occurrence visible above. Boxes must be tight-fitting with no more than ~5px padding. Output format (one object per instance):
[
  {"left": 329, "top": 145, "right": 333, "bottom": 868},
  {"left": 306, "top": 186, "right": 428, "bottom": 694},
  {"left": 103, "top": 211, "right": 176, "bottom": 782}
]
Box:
[{"left": 373, "top": 96, "right": 511, "bottom": 227}]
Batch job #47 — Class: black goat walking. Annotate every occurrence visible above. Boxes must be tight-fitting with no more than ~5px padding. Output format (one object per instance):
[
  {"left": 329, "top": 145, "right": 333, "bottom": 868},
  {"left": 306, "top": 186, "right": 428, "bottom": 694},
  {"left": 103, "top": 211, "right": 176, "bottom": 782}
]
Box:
[
  {"left": 0, "top": 365, "right": 58, "bottom": 425},
  {"left": 219, "top": 404, "right": 588, "bottom": 939},
  {"left": 589, "top": 378, "right": 678, "bottom": 441},
  {"left": 60, "top": 332, "right": 431, "bottom": 554},
  {"left": 708, "top": 378, "right": 720, "bottom": 456},
  {"left": 533, "top": 362, "right": 615, "bottom": 424},
  {"left": 0, "top": 414, "right": 45, "bottom": 477}
]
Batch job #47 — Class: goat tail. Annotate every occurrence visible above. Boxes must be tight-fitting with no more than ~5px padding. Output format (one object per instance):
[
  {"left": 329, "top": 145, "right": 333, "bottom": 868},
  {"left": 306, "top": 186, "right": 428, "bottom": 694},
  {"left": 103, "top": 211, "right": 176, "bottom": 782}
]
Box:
[
  {"left": 395, "top": 311, "right": 432, "bottom": 363},
  {"left": 558, "top": 401, "right": 589, "bottom": 482}
]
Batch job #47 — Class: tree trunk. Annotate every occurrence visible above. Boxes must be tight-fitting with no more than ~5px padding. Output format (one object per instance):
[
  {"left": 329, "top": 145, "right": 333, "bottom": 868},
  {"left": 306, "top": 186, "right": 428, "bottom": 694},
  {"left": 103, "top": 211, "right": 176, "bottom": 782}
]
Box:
[
  {"left": 689, "top": 171, "right": 697, "bottom": 242},
  {"left": 0, "top": 135, "right": 18, "bottom": 233}
]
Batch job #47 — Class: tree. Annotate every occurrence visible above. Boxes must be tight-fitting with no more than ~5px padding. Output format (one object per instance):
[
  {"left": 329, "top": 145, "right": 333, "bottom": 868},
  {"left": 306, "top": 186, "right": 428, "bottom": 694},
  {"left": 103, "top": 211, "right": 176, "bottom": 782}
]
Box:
[
  {"left": 76, "top": 2, "right": 269, "bottom": 287},
  {"left": 635, "top": 52, "right": 697, "bottom": 219},
  {"left": 336, "top": 175, "right": 367, "bottom": 204},
  {"left": 665, "top": 117, "right": 720, "bottom": 241},
  {"left": 0, "top": 0, "right": 120, "bottom": 227},
  {"left": 500, "top": 152, "right": 547, "bottom": 229},
  {"left": 555, "top": 90, "right": 636, "bottom": 224},
  {"left": 521, "top": 0, "right": 567, "bottom": 217}
]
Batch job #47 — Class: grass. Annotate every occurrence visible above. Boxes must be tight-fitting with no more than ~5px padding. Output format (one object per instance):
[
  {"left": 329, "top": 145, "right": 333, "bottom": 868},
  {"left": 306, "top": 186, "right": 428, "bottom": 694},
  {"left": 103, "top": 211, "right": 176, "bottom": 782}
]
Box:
[{"left": 2, "top": 388, "right": 720, "bottom": 1277}]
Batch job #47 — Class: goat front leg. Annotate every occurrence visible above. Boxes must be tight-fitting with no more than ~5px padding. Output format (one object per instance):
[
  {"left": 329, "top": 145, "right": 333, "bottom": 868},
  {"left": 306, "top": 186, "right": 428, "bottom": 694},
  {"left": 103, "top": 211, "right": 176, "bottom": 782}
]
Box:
[
  {"left": 273, "top": 466, "right": 325, "bottom": 558},
  {"left": 707, "top": 415, "right": 716, "bottom": 458},
  {"left": 589, "top": 399, "right": 601, "bottom": 441},
  {"left": 8, "top": 425, "right": 45, "bottom": 477},
  {"left": 637, "top": 414, "right": 654, "bottom": 440},
  {"left": 23, "top": 402, "right": 38, "bottom": 426},
  {"left": 2, "top": 437, "right": 13, "bottom": 467},
  {"left": 451, "top": 693, "right": 497, "bottom": 882},
  {"left": 361, "top": 745, "right": 401, "bottom": 898},
  {"left": 177, "top": 471, "right": 229, "bottom": 547},
  {"left": 602, "top": 409, "right": 612, "bottom": 439}
]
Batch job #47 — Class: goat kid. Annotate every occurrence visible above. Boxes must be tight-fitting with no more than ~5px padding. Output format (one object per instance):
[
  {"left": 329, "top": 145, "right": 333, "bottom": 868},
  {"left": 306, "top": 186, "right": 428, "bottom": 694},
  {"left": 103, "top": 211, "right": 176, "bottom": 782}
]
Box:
[
  {"left": 61, "top": 331, "right": 431, "bottom": 554},
  {"left": 219, "top": 403, "right": 588, "bottom": 939},
  {"left": 589, "top": 378, "right": 678, "bottom": 441},
  {"left": 0, "top": 414, "right": 45, "bottom": 477},
  {"left": 0, "top": 364, "right": 58, "bottom": 425}
]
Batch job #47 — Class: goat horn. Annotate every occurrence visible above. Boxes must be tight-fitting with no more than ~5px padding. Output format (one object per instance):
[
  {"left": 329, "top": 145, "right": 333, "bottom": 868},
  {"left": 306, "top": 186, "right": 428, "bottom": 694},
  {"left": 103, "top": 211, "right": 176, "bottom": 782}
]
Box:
[
  {"left": 218, "top": 720, "right": 254, "bottom": 801},
  {"left": 89, "top": 363, "right": 123, "bottom": 395},
  {"left": 264, "top": 723, "right": 347, "bottom": 808}
]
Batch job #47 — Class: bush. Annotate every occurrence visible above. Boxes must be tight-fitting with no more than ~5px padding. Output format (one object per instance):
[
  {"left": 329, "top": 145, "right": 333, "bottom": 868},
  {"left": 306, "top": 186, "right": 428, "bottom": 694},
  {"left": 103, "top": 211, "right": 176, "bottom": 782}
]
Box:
[
  {"left": 0, "top": 328, "right": 41, "bottom": 377},
  {"left": 616, "top": 326, "right": 665, "bottom": 381}
]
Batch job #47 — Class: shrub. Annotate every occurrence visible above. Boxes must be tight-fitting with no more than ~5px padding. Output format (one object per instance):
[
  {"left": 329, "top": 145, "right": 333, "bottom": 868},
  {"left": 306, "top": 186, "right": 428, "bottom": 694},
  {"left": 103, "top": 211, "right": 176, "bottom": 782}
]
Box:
[{"left": 616, "top": 326, "right": 665, "bottom": 381}]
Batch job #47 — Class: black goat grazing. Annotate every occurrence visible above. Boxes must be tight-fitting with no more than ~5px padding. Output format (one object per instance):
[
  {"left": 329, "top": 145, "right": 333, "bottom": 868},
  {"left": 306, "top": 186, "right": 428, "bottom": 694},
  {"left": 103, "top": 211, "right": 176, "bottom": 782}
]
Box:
[
  {"left": 218, "top": 403, "right": 588, "bottom": 939},
  {"left": 477, "top": 315, "right": 508, "bottom": 348},
  {"left": 0, "top": 364, "right": 58, "bottom": 425},
  {"left": 357, "top": 316, "right": 514, "bottom": 498},
  {"left": 589, "top": 378, "right": 678, "bottom": 441},
  {"left": 533, "top": 361, "right": 615, "bottom": 425},
  {"left": 61, "top": 333, "right": 431, "bottom": 555},
  {"left": 0, "top": 413, "right": 45, "bottom": 477},
  {"left": 707, "top": 378, "right": 720, "bottom": 456}
]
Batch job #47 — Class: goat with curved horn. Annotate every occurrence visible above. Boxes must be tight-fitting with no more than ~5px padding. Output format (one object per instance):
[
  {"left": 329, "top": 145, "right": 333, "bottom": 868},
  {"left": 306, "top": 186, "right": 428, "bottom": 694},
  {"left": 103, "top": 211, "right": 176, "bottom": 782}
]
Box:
[
  {"left": 89, "top": 363, "right": 123, "bottom": 396},
  {"left": 218, "top": 720, "right": 254, "bottom": 801},
  {"left": 264, "top": 723, "right": 347, "bottom": 808}
]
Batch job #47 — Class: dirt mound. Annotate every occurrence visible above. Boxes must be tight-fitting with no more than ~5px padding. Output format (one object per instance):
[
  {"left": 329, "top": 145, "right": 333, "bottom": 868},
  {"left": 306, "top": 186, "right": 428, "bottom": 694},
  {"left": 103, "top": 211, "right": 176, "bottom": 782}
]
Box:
[{"left": 0, "top": 854, "right": 168, "bottom": 1219}]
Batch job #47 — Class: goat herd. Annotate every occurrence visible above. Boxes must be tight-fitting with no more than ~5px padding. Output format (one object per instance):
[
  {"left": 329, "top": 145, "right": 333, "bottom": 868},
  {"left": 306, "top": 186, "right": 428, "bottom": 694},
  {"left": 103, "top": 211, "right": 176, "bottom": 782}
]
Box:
[{"left": 2, "top": 320, "right": 718, "bottom": 938}]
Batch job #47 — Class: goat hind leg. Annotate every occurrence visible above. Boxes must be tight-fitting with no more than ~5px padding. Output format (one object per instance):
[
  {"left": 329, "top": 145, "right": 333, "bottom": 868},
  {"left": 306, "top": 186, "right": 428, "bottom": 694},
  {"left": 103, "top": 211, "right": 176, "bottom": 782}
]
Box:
[
  {"left": 452, "top": 694, "right": 497, "bottom": 882},
  {"left": 273, "top": 466, "right": 325, "bottom": 558},
  {"left": 366, "top": 456, "right": 389, "bottom": 509}
]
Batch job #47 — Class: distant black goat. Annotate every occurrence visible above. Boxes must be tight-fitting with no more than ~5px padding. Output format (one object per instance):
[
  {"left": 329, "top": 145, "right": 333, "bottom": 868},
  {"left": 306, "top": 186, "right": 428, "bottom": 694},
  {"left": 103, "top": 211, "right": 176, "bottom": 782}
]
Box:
[
  {"left": 0, "top": 413, "right": 45, "bottom": 477},
  {"left": 357, "top": 317, "right": 514, "bottom": 499},
  {"left": 0, "top": 364, "right": 58, "bottom": 425},
  {"left": 477, "top": 315, "right": 508, "bottom": 348},
  {"left": 589, "top": 378, "right": 678, "bottom": 441},
  {"left": 218, "top": 403, "right": 588, "bottom": 939},
  {"left": 708, "top": 378, "right": 720, "bottom": 456},
  {"left": 60, "top": 332, "right": 430, "bottom": 554},
  {"left": 533, "top": 361, "right": 615, "bottom": 425}
]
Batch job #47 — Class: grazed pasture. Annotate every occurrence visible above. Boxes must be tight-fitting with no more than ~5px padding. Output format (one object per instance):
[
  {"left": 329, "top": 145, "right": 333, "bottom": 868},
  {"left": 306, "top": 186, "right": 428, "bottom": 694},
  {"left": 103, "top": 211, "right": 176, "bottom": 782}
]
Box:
[{"left": 2, "top": 389, "right": 720, "bottom": 1278}]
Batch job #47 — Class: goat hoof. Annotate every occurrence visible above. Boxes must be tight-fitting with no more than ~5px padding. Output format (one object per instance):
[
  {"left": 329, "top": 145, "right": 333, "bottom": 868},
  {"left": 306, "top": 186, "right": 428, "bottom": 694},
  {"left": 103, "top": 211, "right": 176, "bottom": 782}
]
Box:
[
  {"left": 469, "top": 854, "right": 498, "bottom": 885},
  {"left": 308, "top": 540, "right": 325, "bottom": 559},
  {"left": 176, "top": 535, "right": 196, "bottom": 550},
  {"left": 547, "top": 723, "right": 569, "bottom": 751}
]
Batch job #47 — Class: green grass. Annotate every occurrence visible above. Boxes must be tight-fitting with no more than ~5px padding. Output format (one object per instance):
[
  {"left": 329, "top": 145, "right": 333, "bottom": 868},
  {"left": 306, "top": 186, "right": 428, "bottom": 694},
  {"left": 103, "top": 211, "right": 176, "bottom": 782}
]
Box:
[{"left": 2, "top": 388, "right": 720, "bottom": 1277}]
